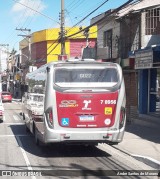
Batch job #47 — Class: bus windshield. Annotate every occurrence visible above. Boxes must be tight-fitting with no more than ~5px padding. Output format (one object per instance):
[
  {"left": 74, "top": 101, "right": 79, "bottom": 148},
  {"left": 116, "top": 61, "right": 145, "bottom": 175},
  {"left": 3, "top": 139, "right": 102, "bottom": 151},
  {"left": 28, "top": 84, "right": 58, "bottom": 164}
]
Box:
[{"left": 54, "top": 67, "right": 119, "bottom": 88}]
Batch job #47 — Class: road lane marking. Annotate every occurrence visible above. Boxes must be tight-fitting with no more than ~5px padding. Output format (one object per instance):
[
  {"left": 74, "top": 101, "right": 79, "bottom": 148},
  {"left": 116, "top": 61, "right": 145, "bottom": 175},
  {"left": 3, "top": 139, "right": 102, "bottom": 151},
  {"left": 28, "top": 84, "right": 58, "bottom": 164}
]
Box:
[
  {"left": 3, "top": 116, "right": 5, "bottom": 121},
  {"left": 0, "top": 135, "right": 31, "bottom": 137},
  {"left": 2, "top": 123, "right": 24, "bottom": 125},
  {"left": 13, "top": 115, "right": 20, "bottom": 121},
  {"left": 131, "top": 154, "right": 160, "bottom": 168},
  {"left": 15, "top": 136, "right": 36, "bottom": 179}
]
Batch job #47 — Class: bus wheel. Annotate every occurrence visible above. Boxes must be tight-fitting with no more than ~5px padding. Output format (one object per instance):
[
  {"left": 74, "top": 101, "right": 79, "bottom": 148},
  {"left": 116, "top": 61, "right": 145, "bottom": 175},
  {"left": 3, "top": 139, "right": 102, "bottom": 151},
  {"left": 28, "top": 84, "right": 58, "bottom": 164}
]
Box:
[
  {"left": 1, "top": 116, "right": 4, "bottom": 122},
  {"left": 108, "top": 142, "right": 118, "bottom": 146},
  {"left": 25, "top": 124, "right": 30, "bottom": 133},
  {"left": 34, "top": 128, "right": 40, "bottom": 146}
]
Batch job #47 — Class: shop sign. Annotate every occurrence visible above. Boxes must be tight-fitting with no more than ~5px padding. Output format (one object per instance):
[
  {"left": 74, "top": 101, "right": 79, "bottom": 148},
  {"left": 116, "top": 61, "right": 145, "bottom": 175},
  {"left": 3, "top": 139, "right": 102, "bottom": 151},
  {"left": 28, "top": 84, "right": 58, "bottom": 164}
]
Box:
[
  {"left": 135, "top": 49, "right": 153, "bottom": 69},
  {"left": 29, "top": 66, "right": 37, "bottom": 73}
]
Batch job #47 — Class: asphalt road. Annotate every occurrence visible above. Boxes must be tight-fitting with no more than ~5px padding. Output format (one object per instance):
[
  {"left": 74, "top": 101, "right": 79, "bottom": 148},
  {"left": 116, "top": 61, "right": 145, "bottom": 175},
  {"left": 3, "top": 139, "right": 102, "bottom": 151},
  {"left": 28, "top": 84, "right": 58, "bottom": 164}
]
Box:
[{"left": 0, "top": 101, "right": 157, "bottom": 179}]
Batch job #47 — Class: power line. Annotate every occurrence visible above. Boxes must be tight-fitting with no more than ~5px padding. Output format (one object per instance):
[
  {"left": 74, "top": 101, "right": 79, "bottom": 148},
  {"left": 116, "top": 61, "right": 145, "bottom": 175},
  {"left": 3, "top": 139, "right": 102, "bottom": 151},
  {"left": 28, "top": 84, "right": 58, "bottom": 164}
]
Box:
[
  {"left": 66, "top": 0, "right": 136, "bottom": 39},
  {"left": 16, "top": 0, "right": 108, "bottom": 59},
  {"left": 67, "top": 0, "right": 85, "bottom": 12},
  {"left": 67, "top": 0, "right": 109, "bottom": 34},
  {"left": 40, "top": 0, "right": 136, "bottom": 62},
  {"left": 12, "top": 0, "right": 60, "bottom": 25},
  {"left": 20, "top": 0, "right": 136, "bottom": 64},
  {"left": 20, "top": 0, "right": 42, "bottom": 30},
  {"left": 16, "top": 28, "right": 32, "bottom": 62}
]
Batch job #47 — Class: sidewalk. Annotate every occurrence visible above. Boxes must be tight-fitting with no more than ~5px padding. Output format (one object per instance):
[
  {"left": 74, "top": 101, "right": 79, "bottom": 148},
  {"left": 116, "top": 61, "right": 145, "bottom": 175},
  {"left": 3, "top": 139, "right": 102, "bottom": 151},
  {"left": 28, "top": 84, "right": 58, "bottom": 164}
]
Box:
[{"left": 114, "top": 115, "right": 160, "bottom": 169}]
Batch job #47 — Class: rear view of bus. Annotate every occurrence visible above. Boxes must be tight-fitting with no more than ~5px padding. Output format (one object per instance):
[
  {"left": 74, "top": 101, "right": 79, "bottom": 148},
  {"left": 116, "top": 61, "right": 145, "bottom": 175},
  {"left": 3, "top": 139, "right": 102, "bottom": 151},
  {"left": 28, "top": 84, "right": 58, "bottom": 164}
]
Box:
[{"left": 43, "top": 61, "right": 126, "bottom": 145}]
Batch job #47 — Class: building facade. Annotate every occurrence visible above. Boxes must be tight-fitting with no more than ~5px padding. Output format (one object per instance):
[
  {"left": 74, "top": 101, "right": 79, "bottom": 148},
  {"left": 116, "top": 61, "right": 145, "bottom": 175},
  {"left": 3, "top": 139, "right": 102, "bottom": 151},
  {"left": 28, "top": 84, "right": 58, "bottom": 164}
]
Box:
[
  {"left": 10, "top": 26, "right": 97, "bottom": 98},
  {"left": 91, "top": 0, "right": 160, "bottom": 120}
]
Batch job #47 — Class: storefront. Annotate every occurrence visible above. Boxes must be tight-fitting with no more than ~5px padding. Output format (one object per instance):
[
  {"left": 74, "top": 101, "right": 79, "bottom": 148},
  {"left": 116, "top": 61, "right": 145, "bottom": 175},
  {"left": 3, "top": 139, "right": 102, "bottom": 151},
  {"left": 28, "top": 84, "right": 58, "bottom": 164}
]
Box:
[{"left": 135, "top": 46, "right": 160, "bottom": 115}]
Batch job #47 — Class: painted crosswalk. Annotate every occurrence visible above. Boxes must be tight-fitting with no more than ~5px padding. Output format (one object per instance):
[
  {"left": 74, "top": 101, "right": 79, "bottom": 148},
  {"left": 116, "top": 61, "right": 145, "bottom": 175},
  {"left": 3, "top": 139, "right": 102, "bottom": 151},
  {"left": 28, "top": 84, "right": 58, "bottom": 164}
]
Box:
[{"left": 2, "top": 114, "right": 23, "bottom": 123}]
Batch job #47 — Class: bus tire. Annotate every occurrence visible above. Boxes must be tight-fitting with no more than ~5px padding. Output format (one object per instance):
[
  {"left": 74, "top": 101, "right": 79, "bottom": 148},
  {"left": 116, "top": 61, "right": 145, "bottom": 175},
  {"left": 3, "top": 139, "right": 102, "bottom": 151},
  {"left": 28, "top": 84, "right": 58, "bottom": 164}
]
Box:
[
  {"left": 35, "top": 127, "right": 40, "bottom": 146},
  {"left": 25, "top": 124, "right": 30, "bottom": 133},
  {"left": 0, "top": 116, "right": 4, "bottom": 122}
]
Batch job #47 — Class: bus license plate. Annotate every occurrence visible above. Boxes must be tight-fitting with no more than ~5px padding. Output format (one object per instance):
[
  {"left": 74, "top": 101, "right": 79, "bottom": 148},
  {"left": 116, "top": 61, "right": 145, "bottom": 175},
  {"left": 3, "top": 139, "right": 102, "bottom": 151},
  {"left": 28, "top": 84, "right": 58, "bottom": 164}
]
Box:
[{"left": 79, "top": 115, "right": 94, "bottom": 121}]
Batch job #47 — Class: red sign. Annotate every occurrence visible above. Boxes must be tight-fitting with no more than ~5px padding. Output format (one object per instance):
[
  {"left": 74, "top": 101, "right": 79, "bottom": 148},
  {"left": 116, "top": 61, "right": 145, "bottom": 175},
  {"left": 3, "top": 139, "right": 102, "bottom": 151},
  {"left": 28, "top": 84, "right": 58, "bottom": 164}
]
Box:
[{"left": 58, "top": 55, "right": 68, "bottom": 61}]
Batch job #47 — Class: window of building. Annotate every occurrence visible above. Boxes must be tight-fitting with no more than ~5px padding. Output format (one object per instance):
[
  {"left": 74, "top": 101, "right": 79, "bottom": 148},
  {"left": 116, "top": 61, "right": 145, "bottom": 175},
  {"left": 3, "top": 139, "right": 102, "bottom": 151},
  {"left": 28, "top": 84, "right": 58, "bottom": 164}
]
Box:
[
  {"left": 103, "top": 29, "right": 112, "bottom": 47},
  {"left": 145, "top": 8, "right": 160, "bottom": 35}
]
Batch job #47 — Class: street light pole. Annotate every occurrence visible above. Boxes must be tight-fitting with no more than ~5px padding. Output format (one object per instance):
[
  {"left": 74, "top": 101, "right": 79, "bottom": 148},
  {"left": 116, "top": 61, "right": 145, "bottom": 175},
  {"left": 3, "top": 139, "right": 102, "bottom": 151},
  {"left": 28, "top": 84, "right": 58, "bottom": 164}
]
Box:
[{"left": 16, "top": 28, "right": 31, "bottom": 63}]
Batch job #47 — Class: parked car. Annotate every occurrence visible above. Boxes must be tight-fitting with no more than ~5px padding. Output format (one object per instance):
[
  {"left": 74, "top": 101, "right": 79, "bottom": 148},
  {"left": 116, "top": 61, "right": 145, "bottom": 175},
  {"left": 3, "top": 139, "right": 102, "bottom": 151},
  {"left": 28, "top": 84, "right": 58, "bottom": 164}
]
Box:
[{"left": 1, "top": 91, "right": 12, "bottom": 103}]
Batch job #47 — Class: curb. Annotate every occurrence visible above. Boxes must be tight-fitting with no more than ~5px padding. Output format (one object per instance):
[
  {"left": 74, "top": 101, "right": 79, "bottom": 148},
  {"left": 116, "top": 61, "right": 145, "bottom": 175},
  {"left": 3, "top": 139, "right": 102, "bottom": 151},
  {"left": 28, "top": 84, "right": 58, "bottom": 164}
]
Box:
[
  {"left": 113, "top": 146, "right": 160, "bottom": 169},
  {"left": 131, "top": 154, "right": 160, "bottom": 169}
]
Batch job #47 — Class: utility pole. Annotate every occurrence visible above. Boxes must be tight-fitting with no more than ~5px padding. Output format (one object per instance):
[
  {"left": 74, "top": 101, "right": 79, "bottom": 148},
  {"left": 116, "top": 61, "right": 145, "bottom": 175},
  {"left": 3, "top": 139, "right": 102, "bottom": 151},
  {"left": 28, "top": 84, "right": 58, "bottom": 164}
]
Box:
[
  {"left": 16, "top": 28, "right": 31, "bottom": 94},
  {"left": 16, "top": 28, "right": 31, "bottom": 62},
  {"left": 83, "top": 29, "right": 89, "bottom": 47},
  {"left": 60, "top": 0, "right": 66, "bottom": 59}
]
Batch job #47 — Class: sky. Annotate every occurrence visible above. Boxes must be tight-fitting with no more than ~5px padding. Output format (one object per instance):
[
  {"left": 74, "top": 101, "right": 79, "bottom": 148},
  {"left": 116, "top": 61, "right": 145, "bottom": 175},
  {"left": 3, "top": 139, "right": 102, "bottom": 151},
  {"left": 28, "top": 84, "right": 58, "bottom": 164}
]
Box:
[{"left": 0, "top": 0, "right": 129, "bottom": 53}]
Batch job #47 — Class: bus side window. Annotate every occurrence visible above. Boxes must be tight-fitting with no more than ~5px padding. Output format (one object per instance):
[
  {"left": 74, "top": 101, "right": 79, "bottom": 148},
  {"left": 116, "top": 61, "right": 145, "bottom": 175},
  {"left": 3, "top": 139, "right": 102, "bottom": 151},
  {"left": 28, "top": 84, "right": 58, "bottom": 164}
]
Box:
[
  {"left": 56, "top": 77, "right": 66, "bottom": 82},
  {"left": 61, "top": 77, "right": 66, "bottom": 82},
  {"left": 56, "top": 73, "right": 70, "bottom": 82},
  {"left": 111, "top": 73, "right": 118, "bottom": 82}
]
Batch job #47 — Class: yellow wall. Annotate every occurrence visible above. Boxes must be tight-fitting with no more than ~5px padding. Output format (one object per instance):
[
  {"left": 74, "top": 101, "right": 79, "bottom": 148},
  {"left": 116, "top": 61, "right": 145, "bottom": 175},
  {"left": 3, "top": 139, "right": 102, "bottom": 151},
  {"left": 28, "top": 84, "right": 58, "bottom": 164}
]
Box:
[
  {"left": 66, "top": 26, "right": 97, "bottom": 39},
  {"left": 32, "top": 26, "right": 97, "bottom": 42},
  {"left": 47, "top": 40, "right": 70, "bottom": 62},
  {"left": 32, "top": 30, "right": 47, "bottom": 42}
]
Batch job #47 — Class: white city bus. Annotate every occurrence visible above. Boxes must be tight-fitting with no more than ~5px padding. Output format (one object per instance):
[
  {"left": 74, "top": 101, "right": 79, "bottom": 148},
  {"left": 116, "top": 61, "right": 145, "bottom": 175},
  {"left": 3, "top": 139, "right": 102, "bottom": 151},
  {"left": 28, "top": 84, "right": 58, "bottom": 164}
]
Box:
[{"left": 22, "top": 59, "right": 126, "bottom": 146}]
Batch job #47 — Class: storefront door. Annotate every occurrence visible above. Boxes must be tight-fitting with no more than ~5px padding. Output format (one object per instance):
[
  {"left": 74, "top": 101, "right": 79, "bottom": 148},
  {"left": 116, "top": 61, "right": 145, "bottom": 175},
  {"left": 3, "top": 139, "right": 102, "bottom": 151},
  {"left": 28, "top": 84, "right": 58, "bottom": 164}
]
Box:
[{"left": 149, "top": 69, "right": 160, "bottom": 114}]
